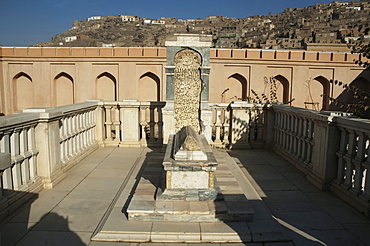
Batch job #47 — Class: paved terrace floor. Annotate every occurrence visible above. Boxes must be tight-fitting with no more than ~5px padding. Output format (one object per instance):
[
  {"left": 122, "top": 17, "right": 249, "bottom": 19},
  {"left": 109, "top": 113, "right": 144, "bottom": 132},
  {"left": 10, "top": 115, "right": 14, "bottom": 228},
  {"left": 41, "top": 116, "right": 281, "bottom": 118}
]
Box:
[{"left": 1, "top": 147, "right": 370, "bottom": 246}]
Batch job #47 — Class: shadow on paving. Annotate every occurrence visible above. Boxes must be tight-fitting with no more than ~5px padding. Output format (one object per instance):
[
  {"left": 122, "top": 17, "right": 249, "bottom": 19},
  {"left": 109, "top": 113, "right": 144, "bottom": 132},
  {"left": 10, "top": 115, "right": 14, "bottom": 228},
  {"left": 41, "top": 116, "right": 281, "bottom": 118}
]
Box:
[
  {"left": 228, "top": 148, "right": 369, "bottom": 246},
  {"left": 0, "top": 190, "right": 85, "bottom": 246},
  {"left": 122, "top": 148, "right": 163, "bottom": 217},
  {"left": 0, "top": 190, "right": 38, "bottom": 246}
]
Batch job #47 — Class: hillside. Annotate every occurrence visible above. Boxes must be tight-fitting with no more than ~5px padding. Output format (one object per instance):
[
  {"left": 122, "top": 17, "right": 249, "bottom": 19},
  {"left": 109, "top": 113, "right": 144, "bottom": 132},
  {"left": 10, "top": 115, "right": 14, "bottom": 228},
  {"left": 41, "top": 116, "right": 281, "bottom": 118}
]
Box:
[{"left": 32, "top": 0, "right": 370, "bottom": 50}]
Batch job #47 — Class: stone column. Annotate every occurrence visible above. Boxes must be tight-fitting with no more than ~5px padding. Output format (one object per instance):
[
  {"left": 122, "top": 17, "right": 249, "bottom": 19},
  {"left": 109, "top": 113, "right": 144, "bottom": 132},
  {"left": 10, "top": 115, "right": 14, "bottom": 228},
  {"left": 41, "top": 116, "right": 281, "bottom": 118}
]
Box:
[
  {"left": 118, "top": 101, "right": 141, "bottom": 147},
  {"left": 34, "top": 109, "right": 64, "bottom": 189}
]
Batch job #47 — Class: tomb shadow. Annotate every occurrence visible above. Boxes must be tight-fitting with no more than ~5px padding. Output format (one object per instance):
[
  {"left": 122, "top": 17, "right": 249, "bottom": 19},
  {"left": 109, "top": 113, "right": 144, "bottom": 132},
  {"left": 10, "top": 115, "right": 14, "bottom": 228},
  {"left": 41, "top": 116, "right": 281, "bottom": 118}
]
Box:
[{"left": 121, "top": 147, "right": 165, "bottom": 216}]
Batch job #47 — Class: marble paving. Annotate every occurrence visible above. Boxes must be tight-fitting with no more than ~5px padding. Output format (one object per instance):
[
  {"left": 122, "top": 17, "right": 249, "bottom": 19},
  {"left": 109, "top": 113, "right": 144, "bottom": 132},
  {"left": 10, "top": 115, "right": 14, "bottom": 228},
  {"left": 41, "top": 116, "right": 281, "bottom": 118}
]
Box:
[
  {"left": 92, "top": 149, "right": 289, "bottom": 243},
  {"left": 1, "top": 147, "right": 369, "bottom": 246}
]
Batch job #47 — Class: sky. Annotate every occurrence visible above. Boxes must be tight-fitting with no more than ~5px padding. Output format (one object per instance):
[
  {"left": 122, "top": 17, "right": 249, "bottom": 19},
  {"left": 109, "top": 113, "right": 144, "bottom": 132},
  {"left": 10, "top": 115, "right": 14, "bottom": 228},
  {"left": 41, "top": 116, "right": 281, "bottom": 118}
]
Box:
[{"left": 0, "top": 0, "right": 345, "bottom": 47}]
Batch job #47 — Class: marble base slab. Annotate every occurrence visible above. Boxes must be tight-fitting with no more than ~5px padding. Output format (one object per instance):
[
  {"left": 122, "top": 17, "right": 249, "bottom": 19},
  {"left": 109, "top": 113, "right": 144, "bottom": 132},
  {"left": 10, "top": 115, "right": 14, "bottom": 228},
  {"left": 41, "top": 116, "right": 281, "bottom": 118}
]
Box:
[{"left": 127, "top": 151, "right": 254, "bottom": 222}]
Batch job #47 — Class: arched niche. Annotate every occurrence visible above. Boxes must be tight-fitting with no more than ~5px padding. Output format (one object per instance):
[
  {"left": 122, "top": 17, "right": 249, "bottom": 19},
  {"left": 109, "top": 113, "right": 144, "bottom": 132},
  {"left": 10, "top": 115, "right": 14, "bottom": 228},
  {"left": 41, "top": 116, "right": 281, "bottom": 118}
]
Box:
[
  {"left": 139, "top": 72, "right": 160, "bottom": 101},
  {"left": 54, "top": 72, "right": 74, "bottom": 107},
  {"left": 96, "top": 72, "right": 117, "bottom": 101},
  {"left": 273, "top": 75, "right": 290, "bottom": 104},
  {"left": 224, "top": 73, "right": 248, "bottom": 102},
  {"left": 305, "top": 76, "right": 330, "bottom": 111},
  {"left": 13, "top": 72, "right": 34, "bottom": 111}
]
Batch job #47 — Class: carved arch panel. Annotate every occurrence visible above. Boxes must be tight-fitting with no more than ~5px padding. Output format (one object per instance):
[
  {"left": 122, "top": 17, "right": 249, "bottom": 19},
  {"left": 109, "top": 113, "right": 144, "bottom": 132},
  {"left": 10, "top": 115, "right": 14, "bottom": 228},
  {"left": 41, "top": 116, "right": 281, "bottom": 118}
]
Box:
[
  {"left": 273, "top": 75, "right": 290, "bottom": 104},
  {"left": 54, "top": 72, "right": 74, "bottom": 107},
  {"left": 305, "top": 76, "right": 330, "bottom": 111},
  {"left": 13, "top": 72, "right": 34, "bottom": 111},
  {"left": 96, "top": 72, "right": 117, "bottom": 101},
  {"left": 224, "top": 73, "right": 247, "bottom": 102},
  {"left": 139, "top": 72, "right": 160, "bottom": 101}
]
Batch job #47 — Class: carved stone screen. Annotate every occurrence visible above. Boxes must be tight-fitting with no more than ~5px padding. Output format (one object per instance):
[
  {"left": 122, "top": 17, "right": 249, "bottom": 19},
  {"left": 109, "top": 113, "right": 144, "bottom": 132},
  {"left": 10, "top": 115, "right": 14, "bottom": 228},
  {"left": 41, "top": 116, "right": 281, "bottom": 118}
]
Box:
[{"left": 174, "top": 48, "right": 202, "bottom": 133}]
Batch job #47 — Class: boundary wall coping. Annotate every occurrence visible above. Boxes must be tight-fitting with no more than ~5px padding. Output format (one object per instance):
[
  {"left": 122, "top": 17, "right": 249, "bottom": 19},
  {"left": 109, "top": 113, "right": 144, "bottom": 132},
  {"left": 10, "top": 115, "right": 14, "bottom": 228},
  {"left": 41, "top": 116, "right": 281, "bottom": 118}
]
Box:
[{"left": 0, "top": 47, "right": 368, "bottom": 63}]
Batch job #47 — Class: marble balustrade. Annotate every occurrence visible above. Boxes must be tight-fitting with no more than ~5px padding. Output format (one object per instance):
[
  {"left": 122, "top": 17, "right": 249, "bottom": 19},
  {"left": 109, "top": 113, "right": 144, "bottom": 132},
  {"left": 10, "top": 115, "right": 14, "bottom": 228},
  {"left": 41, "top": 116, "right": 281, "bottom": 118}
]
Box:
[{"left": 1, "top": 100, "right": 370, "bottom": 219}]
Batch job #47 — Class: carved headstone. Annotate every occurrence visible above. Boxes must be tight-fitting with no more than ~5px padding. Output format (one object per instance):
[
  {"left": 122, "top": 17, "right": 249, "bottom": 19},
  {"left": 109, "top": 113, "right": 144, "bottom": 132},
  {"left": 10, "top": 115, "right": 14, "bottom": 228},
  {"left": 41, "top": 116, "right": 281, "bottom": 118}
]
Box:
[{"left": 174, "top": 48, "right": 202, "bottom": 133}]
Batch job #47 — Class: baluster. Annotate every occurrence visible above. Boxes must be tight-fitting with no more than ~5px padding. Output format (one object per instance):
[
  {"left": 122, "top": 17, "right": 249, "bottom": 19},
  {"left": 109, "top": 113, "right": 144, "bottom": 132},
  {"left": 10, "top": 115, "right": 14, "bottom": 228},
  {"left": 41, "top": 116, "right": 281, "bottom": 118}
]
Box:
[
  {"left": 157, "top": 106, "right": 164, "bottom": 143},
  {"left": 309, "top": 119, "right": 315, "bottom": 167},
  {"left": 19, "top": 127, "right": 30, "bottom": 185},
  {"left": 275, "top": 112, "right": 282, "bottom": 147},
  {"left": 87, "top": 111, "right": 92, "bottom": 146},
  {"left": 2, "top": 131, "right": 13, "bottom": 190},
  {"left": 148, "top": 105, "right": 156, "bottom": 142},
  {"left": 119, "top": 106, "right": 125, "bottom": 142},
  {"left": 342, "top": 130, "right": 357, "bottom": 190},
  {"left": 300, "top": 118, "right": 308, "bottom": 163},
  {"left": 334, "top": 127, "right": 349, "bottom": 185},
  {"left": 113, "top": 105, "right": 120, "bottom": 142},
  {"left": 290, "top": 114, "right": 295, "bottom": 153},
  {"left": 288, "top": 114, "right": 296, "bottom": 155},
  {"left": 256, "top": 108, "right": 264, "bottom": 141},
  {"left": 223, "top": 108, "right": 230, "bottom": 146},
  {"left": 87, "top": 110, "right": 92, "bottom": 146},
  {"left": 73, "top": 114, "right": 79, "bottom": 156},
  {"left": 105, "top": 106, "right": 113, "bottom": 141},
  {"left": 281, "top": 113, "right": 289, "bottom": 151},
  {"left": 272, "top": 111, "right": 278, "bottom": 146},
  {"left": 352, "top": 131, "right": 366, "bottom": 195},
  {"left": 296, "top": 117, "right": 303, "bottom": 160},
  {"left": 10, "top": 129, "right": 22, "bottom": 189},
  {"left": 67, "top": 116, "right": 74, "bottom": 159},
  {"left": 214, "top": 107, "right": 222, "bottom": 144},
  {"left": 140, "top": 106, "right": 149, "bottom": 144},
  {"left": 360, "top": 135, "right": 370, "bottom": 200},
  {"left": 82, "top": 112, "right": 87, "bottom": 148},
  {"left": 28, "top": 125, "right": 37, "bottom": 180},
  {"left": 279, "top": 112, "right": 284, "bottom": 148},
  {"left": 77, "top": 113, "right": 83, "bottom": 153},
  {"left": 73, "top": 114, "right": 78, "bottom": 154},
  {"left": 80, "top": 112, "right": 86, "bottom": 150},
  {"left": 61, "top": 117, "right": 68, "bottom": 163}
]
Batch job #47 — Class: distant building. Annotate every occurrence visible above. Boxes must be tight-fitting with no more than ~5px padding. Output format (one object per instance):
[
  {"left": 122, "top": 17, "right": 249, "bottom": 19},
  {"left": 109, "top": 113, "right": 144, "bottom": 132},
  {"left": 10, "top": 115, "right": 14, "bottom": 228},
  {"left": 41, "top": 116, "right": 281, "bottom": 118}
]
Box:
[
  {"left": 120, "top": 15, "right": 138, "bottom": 22},
  {"left": 65, "top": 36, "right": 78, "bottom": 42},
  {"left": 87, "top": 16, "right": 102, "bottom": 21}
]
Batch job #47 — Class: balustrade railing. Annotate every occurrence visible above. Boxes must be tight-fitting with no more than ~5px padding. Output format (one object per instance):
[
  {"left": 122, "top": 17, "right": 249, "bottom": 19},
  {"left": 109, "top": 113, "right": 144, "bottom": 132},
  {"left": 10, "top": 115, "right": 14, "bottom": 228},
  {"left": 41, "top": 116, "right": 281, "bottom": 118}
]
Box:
[
  {"left": 331, "top": 117, "right": 370, "bottom": 211},
  {"left": 0, "top": 113, "right": 41, "bottom": 219},
  {"left": 272, "top": 105, "right": 315, "bottom": 169},
  {"left": 228, "top": 102, "right": 266, "bottom": 149},
  {"left": 99, "top": 101, "right": 165, "bottom": 147},
  {"left": 59, "top": 105, "right": 96, "bottom": 168},
  {"left": 268, "top": 104, "right": 370, "bottom": 216},
  {"left": 210, "top": 103, "right": 230, "bottom": 148},
  {"left": 1, "top": 100, "right": 370, "bottom": 219},
  {"left": 0, "top": 115, "right": 40, "bottom": 193},
  {"left": 0, "top": 102, "right": 99, "bottom": 219}
]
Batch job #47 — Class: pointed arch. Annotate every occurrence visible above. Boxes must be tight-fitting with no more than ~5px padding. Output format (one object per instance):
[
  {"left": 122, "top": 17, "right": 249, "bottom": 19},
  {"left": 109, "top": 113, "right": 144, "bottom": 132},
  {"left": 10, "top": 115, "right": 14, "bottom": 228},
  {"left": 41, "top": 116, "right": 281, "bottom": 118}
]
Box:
[
  {"left": 13, "top": 72, "right": 34, "bottom": 111},
  {"left": 306, "top": 76, "right": 330, "bottom": 111},
  {"left": 96, "top": 72, "right": 117, "bottom": 101},
  {"left": 139, "top": 72, "right": 160, "bottom": 101},
  {"left": 54, "top": 72, "right": 74, "bottom": 107},
  {"left": 273, "top": 75, "right": 290, "bottom": 104},
  {"left": 224, "top": 73, "right": 248, "bottom": 102}
]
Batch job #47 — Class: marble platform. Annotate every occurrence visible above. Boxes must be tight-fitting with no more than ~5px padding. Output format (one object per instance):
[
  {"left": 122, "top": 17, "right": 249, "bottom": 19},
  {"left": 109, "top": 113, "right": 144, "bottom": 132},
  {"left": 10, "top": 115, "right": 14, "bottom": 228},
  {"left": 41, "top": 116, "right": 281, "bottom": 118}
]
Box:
[
  {"left": 91, "top": 149, "right": 290, "bottom": 243},
  {"left": 126, "top": 148, "right": 254, "bottom": 222}
]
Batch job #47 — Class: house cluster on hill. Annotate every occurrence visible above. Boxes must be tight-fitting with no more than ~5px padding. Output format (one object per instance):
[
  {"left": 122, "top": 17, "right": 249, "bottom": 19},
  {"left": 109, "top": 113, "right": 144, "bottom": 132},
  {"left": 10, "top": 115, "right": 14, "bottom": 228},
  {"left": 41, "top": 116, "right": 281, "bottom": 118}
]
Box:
[{"left": 33, "top": 0, "right": 370, "bottom": 51}]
